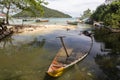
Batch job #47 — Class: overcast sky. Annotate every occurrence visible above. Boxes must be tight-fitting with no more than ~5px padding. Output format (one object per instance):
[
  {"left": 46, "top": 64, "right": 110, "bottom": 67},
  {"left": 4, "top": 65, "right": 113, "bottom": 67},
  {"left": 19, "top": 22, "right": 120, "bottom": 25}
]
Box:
[{"left": 45, "top": 0, "right": 105, "bottom": 17}]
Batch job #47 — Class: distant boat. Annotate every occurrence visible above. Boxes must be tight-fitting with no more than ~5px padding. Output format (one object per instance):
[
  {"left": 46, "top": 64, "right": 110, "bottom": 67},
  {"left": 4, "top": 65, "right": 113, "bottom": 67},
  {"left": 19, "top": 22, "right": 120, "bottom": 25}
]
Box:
[
  {"left": 35, "top": 19, "right": 49, "bottom": 22},
  {"left": 47, "top": 36, "right": 93, "bottom": 77},
  {"left": 23, "top": 19, "right": 33, "bottom": 22},
  {"left": 67, "top": 21, "right": 78, "bottom": 25},
  {"left": 67, "top": 20, "right": 83, "bottom": 25}
]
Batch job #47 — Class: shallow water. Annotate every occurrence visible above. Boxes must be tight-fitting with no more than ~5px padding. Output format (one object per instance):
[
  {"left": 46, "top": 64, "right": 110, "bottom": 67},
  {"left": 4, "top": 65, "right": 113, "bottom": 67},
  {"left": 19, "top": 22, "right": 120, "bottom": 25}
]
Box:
[
  {"left": 9, "top": 18, "right": 76, "bottom": 25},
  {"left": 0, "top": 23, "right": 120, "bottom": 80}
]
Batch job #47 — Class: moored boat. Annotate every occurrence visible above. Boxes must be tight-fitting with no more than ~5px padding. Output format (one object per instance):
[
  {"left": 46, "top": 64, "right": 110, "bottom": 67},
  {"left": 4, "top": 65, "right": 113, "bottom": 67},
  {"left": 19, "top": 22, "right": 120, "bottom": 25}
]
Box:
[
  {"left": 35, "top": 19, "right": 49, "bottom": 22},
  {"left": 67, "top": 21, "right": 78, "bottom": 25},
  {"left": 66, "top": 19, "right": 83, "bottom": 25},
  {"left": 23, "top": 19, "right": 33, "bottom": 22}
]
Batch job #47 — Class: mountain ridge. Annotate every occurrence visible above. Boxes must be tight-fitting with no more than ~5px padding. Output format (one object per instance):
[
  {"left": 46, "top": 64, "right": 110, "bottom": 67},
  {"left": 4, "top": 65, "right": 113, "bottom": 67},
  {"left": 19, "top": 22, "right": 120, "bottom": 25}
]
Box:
[{"left": 13, "top": 6, "right": 71, "bottom": 18}]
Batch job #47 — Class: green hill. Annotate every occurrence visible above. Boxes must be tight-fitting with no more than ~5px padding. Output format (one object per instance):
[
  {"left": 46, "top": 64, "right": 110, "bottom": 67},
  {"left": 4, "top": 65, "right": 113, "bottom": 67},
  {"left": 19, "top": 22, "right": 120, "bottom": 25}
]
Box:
[{"left": 13, "top": 6, "right": 71, "bottom": 18}]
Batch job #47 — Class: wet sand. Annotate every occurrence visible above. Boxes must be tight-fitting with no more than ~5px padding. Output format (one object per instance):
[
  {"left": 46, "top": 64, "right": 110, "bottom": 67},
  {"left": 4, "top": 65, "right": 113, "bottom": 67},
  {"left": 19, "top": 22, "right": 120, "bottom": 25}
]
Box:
[{"left": 14, "top": 24, "right": 77, "bottom": 36}]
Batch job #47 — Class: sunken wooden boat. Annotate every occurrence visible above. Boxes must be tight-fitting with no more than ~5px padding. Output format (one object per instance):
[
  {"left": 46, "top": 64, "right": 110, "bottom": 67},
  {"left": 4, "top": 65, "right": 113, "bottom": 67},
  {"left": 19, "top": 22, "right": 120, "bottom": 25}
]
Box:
[{"left": 47, "top": 36, "right": 93, "bottom": 77}]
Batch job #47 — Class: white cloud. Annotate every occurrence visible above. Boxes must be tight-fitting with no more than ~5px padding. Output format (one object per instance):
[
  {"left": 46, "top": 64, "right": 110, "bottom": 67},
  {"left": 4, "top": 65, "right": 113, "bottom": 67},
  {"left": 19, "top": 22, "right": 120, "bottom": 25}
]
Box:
[{"left": 45, "top": 0, "right": 105, "bottom": 17}]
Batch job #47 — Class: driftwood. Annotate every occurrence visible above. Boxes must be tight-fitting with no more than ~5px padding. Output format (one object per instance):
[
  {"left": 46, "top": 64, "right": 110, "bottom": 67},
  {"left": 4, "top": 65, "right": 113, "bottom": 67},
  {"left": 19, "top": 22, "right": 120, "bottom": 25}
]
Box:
[
  {"left": 93, "top": 21, "right": 120, "bottom": 33},
  {"left": 0, "top": 24, "right": 13, "bottom": 40},
  {"left": 104, "top": 26, "right": 120, "bottom": 33},
  {"left": 0, "top": 30, "right": 13, "bottom": 40}
]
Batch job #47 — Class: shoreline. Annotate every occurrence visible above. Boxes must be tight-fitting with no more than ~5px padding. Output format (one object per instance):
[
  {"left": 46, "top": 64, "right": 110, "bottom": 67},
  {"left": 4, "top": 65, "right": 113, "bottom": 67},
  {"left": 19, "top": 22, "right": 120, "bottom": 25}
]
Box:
[{"left": 8, "top": 24, "right": 77, "bottom": 36}]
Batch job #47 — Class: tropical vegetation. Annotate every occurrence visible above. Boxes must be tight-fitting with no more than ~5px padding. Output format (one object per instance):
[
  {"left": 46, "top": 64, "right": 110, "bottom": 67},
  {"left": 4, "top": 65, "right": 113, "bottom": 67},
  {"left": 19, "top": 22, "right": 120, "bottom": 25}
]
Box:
[
  {"left": 0, "top": 0, "right": 47, "bottom": 24},
  {"left": 94, "top": 28, "right": 120, "bottom": 80},
  {"left": 91, "top": 0, "right": 120, "bottom": 28},
  {"left": 80, "top": 9, "right": 92, "bottom": 19}
]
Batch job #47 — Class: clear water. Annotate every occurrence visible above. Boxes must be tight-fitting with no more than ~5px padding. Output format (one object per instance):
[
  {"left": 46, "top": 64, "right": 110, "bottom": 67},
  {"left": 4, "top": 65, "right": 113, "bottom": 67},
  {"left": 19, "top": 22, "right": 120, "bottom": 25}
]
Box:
[
  {"left": 0, "top": 20, "right": 120, "bottom": 80},
  {"left": 9, "top": 18, "right": 77, "bottom": 25}
]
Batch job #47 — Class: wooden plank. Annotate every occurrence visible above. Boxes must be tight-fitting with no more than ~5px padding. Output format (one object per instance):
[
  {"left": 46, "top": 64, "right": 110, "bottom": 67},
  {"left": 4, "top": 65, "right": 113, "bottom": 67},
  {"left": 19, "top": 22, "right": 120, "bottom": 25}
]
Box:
[
  {"left": 57, "top": 47, "right": 73, "bottom": 57},
  {"left": 56, "top": 47, "right": 73, "bottom": 63}
]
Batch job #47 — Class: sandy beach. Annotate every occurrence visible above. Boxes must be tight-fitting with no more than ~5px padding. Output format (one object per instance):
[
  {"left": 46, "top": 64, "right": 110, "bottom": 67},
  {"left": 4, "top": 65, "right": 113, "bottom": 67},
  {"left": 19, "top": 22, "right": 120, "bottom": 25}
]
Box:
[{"left": 13, "top": 24, "right": 77, "bottom": 36}]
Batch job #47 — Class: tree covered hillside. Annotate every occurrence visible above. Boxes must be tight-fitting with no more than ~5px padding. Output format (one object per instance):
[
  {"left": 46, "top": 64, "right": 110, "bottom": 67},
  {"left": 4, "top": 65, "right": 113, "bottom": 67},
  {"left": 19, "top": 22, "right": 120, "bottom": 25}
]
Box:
[
  {"left": 13, "top": 6, "right": 71, "bottom": 18},
  {"left": 91, "top": 0, "right": 120, "bottom": 28}
]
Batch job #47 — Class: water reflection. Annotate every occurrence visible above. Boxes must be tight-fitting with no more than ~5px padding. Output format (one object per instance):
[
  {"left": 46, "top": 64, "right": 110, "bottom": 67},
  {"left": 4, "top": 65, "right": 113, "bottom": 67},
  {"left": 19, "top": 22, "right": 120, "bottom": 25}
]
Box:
[
  {"left": 94, "top": 29, "right": 120, "bottom": 54},
  {"left": 94, "top": 29, "right": 120, "bottom": 80},
  {"left": 1, "top": 24, "right": 119, "bottom": 80},
  {"left": 0, "top": 35, "right": 13, "bottom": 49},
  {"left": 0, "top": 35, "right": 50, "bottom": 80},
  {"left": 28, "top": 38, "right": 46, "bottom": 48}
]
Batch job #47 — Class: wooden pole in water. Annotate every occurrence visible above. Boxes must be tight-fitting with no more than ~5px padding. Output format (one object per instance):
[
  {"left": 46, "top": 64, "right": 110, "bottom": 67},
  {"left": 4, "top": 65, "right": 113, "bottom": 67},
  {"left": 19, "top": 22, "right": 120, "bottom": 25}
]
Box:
[{"left": 57, "top": 36, "right": 69, "bottom": 57}]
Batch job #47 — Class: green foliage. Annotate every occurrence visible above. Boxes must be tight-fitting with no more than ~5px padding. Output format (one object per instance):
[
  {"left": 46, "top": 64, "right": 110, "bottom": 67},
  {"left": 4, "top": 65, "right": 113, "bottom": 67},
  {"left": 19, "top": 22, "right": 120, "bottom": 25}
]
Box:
[
  {"left": 91, "top": 4, "right": 107, "bottom": 21},
  {"left": 0, "top": 0, "right": 46, "bottom": 24},
  {"left": 91, "top": 0, "right": 120, "bottom": 28},
  {"left": 94, "top": 29, "right": 120, "bottom": 53},
  {"left": 104, "top": 1, "right": 120, "bottom": 28},
  {"left": 13, "top": 6, "right": 71, "bottom": 18},
  {"left": 80, "top": 9, "right": 92, "bottom": 19}
]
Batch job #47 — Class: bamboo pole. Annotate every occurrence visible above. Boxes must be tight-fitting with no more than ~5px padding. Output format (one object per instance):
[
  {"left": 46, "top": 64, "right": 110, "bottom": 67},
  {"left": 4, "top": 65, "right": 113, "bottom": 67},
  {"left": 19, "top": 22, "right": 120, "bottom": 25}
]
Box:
[{"left": 57, "top": 36, "right": 69, "bottom": 57}]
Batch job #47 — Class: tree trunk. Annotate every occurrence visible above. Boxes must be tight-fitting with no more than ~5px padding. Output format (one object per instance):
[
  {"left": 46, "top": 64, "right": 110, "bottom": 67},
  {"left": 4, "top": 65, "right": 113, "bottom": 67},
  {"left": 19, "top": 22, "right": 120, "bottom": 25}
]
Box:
[
  {"left": 6, "top": 3, "right": 10, "bottom": 25},
  {"left": 6, "top": 8, "right": 10, "bottom": 25}
]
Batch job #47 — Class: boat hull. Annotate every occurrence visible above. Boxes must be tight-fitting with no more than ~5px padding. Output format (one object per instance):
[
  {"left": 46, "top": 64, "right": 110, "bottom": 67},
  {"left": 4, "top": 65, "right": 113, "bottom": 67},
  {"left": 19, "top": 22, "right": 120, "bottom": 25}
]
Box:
[
  {"left": 47, "top": 48, "right": 89, "bottom": 77},
  {"left": 47, "top": 67, "right": 64, "bottom": 77},
  {"left": 47, "top": 36, "right": 93, "bottom": 77},
  {"left": 47, "top": 53, "right": 88, "bottom": 77},
  {"left": 36, "top": 19, "right": 49, "bottom": 22},
  {"left": 66, "top": 21, "right": 80, "bottom": 25}
]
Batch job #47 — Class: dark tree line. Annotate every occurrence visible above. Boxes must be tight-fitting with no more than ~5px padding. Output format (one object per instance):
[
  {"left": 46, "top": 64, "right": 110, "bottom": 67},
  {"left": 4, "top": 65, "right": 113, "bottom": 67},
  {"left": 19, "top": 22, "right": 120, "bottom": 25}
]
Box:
[{"left": 91, "top": 0, "right": 120, "bottom": 28}]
